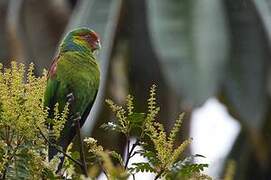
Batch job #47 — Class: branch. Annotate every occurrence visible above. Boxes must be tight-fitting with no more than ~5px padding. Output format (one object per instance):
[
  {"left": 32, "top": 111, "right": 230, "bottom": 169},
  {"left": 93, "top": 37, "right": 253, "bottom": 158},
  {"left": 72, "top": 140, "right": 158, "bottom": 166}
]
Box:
[
  {"left": 154, "top": 170, "right": 163, "bottom": 180},
  {"left": 125, "top": 139, "right": 139, "bottom": 168},
  {"left": 125, "top": 137, "right": 130, "bottom": 168},
  {"left": 37, "top": 126, "right": 83, "bottom": 167}
]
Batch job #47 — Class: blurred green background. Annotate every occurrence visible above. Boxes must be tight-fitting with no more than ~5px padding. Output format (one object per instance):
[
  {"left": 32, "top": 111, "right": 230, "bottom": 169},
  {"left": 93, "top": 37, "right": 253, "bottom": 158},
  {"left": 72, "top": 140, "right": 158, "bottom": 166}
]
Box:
[{"left": 0, "top": 0, "right": 271, "bottom": 179}]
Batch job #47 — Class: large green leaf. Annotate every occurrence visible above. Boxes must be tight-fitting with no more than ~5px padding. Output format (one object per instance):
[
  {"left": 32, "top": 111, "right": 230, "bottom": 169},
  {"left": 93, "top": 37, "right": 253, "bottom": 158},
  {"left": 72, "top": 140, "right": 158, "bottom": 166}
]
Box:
[
  {"left": 223, "top": 0, "right": 269, "bottom": 129},
  {"left": 147, "top": 0, "right": 229, "bottom": 107},
  {"left": 253, "top": 0, "right": 271, "bottom": 43}
]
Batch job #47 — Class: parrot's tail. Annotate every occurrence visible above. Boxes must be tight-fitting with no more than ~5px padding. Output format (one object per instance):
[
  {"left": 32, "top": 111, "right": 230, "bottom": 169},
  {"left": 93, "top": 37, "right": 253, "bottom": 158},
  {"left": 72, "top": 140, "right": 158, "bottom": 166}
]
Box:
[
  {"left": 48, "top": 144, "right": 59, "bottom": 160},
  {"left": 48, "top": 120, "right": 77, "bottom": 173}
]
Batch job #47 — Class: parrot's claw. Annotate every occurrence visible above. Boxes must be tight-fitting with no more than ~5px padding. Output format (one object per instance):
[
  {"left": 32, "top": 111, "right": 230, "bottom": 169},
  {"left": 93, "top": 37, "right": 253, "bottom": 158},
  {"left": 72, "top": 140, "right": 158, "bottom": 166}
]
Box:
[
  {"left": 66, "top": 93, "right": 75, "bottom": 103},
  {"left": 71, "top": 113, "right": 81, "bottom": 126},
  {"left": 73, "top": 116, "right": 81, "bottom": 122}
]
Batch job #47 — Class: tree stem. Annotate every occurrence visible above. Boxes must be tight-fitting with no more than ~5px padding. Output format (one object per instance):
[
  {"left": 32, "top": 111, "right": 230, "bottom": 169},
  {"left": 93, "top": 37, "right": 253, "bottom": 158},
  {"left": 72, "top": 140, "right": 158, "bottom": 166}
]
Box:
[{"left": 124, "top": 139, "right": 139, "bottom": 168}]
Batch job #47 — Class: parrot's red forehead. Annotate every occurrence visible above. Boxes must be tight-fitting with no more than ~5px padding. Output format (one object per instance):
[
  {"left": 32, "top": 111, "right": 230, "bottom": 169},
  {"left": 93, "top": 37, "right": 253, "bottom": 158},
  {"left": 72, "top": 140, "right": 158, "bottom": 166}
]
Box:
[
  {"left": 76, "top": 30, "right": 101, "bottom": 51},
  {"left": 90, "top": 31, "right": 99, "bottom": 41},
  {"left": 79, "top": 31, "right": 99, "bottom": 42}
]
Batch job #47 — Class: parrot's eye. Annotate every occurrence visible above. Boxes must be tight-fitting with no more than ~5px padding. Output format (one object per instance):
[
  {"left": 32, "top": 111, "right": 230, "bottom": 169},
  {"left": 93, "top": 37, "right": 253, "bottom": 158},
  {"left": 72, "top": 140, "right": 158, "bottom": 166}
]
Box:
[
  {"left": 85, "top": 34, "right": 91, "bottom": 38},
  {"left": 83, "top": 33, "right": 98, "bottom": 43}
]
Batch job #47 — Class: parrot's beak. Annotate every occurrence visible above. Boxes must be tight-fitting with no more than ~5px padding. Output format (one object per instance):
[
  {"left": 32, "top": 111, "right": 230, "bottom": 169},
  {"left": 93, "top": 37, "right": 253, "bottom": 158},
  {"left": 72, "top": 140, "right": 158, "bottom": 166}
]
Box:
[
  {"left": 94, "top": 40, "right": 101, "bottom": 50},
  {"left": 92, "top": 41, "right": 101, "bottom": 55},
  {"left": 97, "top": 41, "right": 101, "bottom": 49}
]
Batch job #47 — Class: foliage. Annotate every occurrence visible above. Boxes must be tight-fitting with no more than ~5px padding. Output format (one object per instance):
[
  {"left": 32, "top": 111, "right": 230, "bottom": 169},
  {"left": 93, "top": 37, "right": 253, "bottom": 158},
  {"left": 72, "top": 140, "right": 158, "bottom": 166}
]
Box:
[
  {"left": 101, "top": 85, "right": 211, "bottom": 179},
  {"left": 0, "top": 62, "right": 211, "bottom": 179},
  {"left": 0, "top": 61, "right": 69, "bottom": 179},
  {"left": 84, "top": 137, "right": 128, "bottom": 180}
]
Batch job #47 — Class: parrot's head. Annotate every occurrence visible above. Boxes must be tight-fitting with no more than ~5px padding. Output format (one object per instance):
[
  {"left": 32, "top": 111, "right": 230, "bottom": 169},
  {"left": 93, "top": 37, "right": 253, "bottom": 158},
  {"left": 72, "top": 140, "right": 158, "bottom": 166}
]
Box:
[{"left": 61, "top": 28, "right": 101, "bottom": 53}]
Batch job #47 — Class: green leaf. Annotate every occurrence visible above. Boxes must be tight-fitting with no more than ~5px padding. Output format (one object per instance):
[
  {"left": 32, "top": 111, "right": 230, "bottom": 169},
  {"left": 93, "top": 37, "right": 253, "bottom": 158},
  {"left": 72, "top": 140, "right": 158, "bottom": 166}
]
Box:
[
  {"left": 147, "top": 0, "right": 229, "bottom": 106},
  {"left": 130, "top": 162, "right": 155, "bottom": 173},
  {"left": 167, "top": 154, "right": 208, "bottom": 179},
  {"left": 180, "top": 154, "right": 206, "bottom": 166},
  {"left": 222, "top": 0, "right": 269, "bottom": 129},
  {"left": 137, "top": 150, "right": 159, "bottom": 166},
  {"left": 6, "top": 148, "right": 31, "bottom": 180},
  {"left": 128, "top": 113, "right": 145, "bottom": 127},
  {"left": 110, "top": 151, "right": 124, "bottom": 166},
  {"left": 179, "top": 163, "right": 209, "bottom": 177},
  {"left": 167, "top": 159, "right": 208, "bottom": 179},
  {"left": 129, "top": 113, "right": 145, "bottom": 136},
  {"left": 71, "top": 151, "right": 80, "bottom": 160},
  {"left": 42, "top": 168, "right": 58, "bottom": 180},
  {"left": 253, "top": 0, "right": 271, "bottom": 42}
]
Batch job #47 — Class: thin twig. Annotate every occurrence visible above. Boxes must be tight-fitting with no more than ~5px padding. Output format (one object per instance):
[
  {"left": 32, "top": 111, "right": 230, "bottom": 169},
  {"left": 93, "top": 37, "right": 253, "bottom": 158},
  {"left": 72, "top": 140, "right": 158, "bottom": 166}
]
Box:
[
  {"left": 130, "top": 151, "right": 137, "bottom": 158},
  {"left": 154, "top": 170, "right": 163, "bottom": 180},
  {"left": 37, "top": 126, "right": 83, "bottom": 167},
  {"left": 75, "top": 117, "right": 88, "bottom": 177},
  {"left": 125, "top": 137, "right": 130, "bottom": 168},
  {"left": 125, "top": 139, "right": 139, "bottom": 168}
]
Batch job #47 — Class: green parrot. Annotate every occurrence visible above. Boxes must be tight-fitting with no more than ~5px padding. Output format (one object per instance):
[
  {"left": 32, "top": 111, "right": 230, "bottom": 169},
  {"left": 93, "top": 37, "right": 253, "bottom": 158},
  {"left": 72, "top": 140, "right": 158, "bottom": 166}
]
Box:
[{"left": 44, "top": 28, "right": 101, "bottom": 165}]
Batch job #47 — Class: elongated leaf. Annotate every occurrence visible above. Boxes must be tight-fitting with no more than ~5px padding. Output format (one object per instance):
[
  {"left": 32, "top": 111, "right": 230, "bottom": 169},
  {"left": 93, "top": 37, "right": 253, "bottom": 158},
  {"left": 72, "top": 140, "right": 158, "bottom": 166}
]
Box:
[
  {"left": 130, "top": 162, "right": 155, "bottom": 173},
  {"left": 253, "top": 0, "right": 271, "bottom": 43},
  {"left": 223, "top": 0, "right": 269, "bottom": 129},
  {"left": 147, "top": 0, "right": 229, "bottom": 107}
]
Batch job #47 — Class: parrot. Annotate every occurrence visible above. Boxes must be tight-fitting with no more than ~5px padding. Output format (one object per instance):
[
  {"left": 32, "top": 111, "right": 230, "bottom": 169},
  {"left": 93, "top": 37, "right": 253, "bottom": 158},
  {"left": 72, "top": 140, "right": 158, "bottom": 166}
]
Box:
[{"left": 44, "top": 28, "right": 101, "bottom": 167}]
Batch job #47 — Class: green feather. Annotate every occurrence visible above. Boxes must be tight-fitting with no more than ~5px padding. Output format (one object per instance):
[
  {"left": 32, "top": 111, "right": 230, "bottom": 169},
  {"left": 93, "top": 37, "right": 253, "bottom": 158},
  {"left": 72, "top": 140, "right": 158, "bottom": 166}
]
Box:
[{"left": 44, "top": 28, "right": 100, "bottom": 164}]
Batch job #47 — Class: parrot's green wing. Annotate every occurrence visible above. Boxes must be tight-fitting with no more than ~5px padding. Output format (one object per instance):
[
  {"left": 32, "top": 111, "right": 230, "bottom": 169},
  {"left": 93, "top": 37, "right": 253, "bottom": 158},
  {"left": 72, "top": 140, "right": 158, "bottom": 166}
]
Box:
[
  {"left": 44, "top": 56, "right": 61, "bottom": 117},
  {"left": 45, "top": 51, "right": 100, "bottom": 160},
  {"left": 44, "top": 79, "right": 60, "bottom": 113}
]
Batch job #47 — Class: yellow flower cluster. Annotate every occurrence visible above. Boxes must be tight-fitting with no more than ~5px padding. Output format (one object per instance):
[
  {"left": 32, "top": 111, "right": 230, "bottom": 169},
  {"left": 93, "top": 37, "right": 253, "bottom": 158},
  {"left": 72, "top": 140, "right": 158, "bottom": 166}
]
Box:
[
  {"left": 144, "top": 85, "right": 191, "bottom": 173},
  {"left": 98, "top": 151, "right": 128, "bottom": 180},
  {"left": 0, "top": 61, "right": 47, "bottom": 141},
  {"left": 105, "top": 98, "right": 130, "bottom": 134},
  {"left": 0, "top": 61, "right": 54, "bottom": 179},
  {"left": 50, "top": 102, "right": 69, "bottom": 139},
  {"left": 126, "top": 95, "right": 134, "bottom": 116},
  {"left": 84, "top": 137, "right": 104, "bottom": 153},
  {"left": 0, "top": 61, "right": 72, "bottom": 179},
  {"left": 84, "top": 137, "right": 128, "bottom": 179},
  {"left": 145, "top": 85, "right": 160, "bottom": 125}
]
